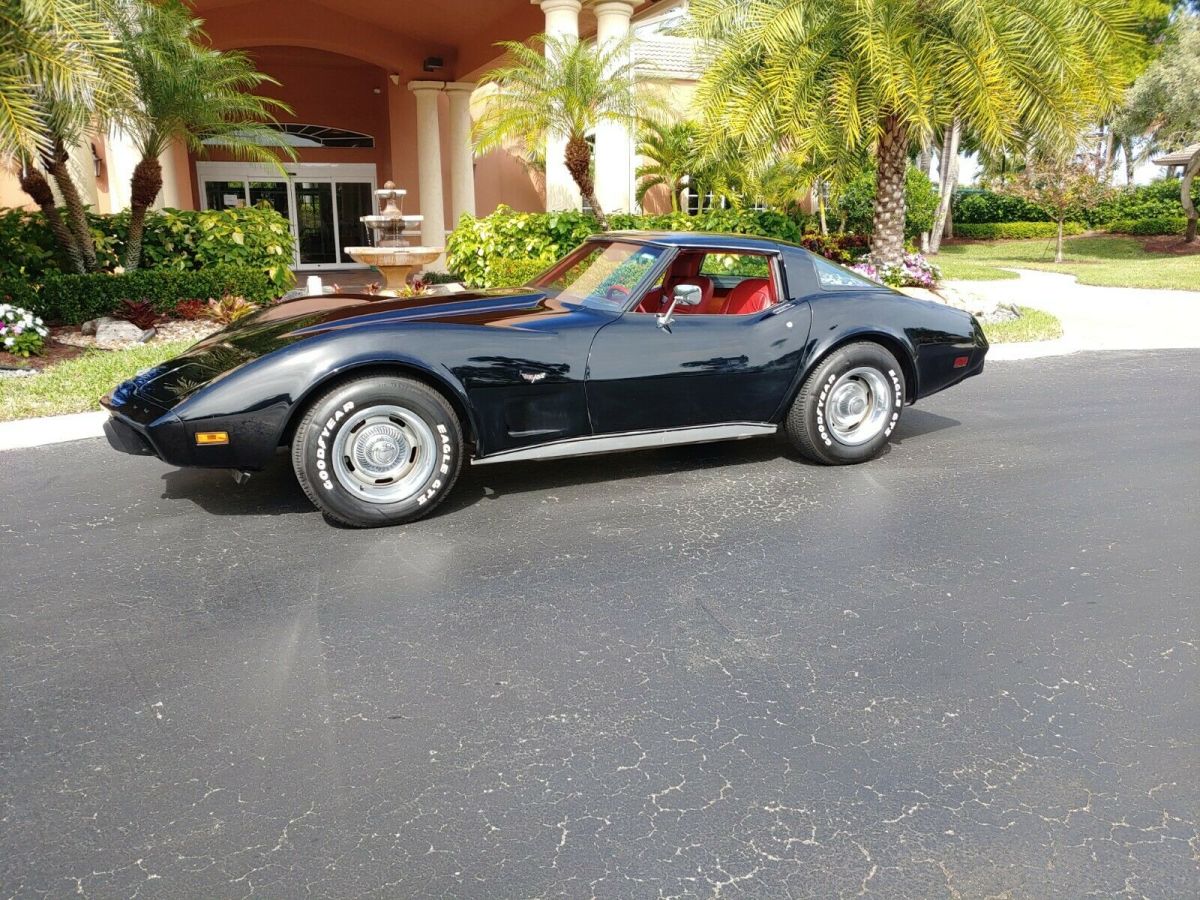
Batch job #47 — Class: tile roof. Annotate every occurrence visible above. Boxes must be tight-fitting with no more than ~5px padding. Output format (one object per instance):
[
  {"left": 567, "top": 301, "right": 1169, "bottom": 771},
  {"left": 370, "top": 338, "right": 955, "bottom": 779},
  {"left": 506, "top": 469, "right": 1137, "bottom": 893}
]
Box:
[
  {"left": 1151, "top": 144, "right": 1200, "bottom": 167},
  {"left": 633, "top": 36, "right": 708, "bottom": 79}
]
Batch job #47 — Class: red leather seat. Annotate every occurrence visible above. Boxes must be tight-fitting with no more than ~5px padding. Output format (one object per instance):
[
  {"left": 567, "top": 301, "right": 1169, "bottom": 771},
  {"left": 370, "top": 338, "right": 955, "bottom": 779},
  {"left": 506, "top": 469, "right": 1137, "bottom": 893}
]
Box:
[
  {"left": 637, "top": 253, "right": 712, "bottom": 313},
  {"left": 721, "top": 277, "right": 773, "bottom": 315}
]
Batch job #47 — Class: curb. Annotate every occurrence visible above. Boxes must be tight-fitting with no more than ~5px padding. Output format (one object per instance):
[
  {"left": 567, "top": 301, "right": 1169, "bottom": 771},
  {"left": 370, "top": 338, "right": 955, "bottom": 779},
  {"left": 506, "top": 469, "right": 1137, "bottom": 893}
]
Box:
[{"left": 0, "top": 410, "right": 108, "bottom": 452}]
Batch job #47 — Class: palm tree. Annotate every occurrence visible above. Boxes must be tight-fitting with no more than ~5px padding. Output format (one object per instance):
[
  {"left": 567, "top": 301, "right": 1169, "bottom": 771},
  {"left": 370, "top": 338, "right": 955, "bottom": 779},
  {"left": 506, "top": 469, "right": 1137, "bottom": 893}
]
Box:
[
  {"left": 0, "top": 0, "right": 132, "bottom": 162},
  {"left": 636, "top": 119, "right": 698, "bottom": 211},
  {"left": 3, "top": 0, "right": 134, "bottom": 272},
  {"left": 474, "top": 34, "right": 646, "bottom": 229},
  {"left": 113, "top": 0, "right": 294, "bottom": 269},
  {"left": 687, "top": 0, "right": 1134, "bottom": 265}
]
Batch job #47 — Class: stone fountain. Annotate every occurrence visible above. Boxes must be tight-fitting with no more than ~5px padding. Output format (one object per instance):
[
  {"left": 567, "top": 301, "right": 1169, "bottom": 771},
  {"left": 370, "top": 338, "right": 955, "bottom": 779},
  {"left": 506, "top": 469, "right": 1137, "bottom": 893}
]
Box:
[{"left": 344, "top": 181, "right": 442, "bottom": 294}]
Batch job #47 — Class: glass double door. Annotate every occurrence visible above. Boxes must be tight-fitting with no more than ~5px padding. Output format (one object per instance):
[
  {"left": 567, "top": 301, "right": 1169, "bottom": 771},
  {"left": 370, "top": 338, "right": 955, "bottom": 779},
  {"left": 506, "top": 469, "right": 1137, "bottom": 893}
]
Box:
[{"left": 202, "top": 175, "right": 374, "bottom": 269}]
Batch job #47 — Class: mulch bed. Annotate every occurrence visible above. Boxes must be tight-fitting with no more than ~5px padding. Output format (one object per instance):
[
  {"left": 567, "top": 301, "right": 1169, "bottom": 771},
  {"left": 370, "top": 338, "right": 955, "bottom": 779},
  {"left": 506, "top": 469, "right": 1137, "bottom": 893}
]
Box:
[
  {"left": 0, "top": 331, "right": 87, "bottom": 373},
  {"left": 1140, "top": 235, "right": 1200, "bottom": 256}
]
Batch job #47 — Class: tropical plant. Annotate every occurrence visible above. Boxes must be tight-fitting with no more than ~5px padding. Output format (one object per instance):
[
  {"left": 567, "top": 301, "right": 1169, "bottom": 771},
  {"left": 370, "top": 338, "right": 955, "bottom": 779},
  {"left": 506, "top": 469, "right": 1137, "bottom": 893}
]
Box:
[
  {"left": 115, "top": 298, "right": 161, "bottom": 330},
  {"left": 636, "top": 119, "right": 699, "bottom": 211},
  {"left": 687, "top": 0, "right": 1135, "bottom": 265},
  {"left": 204, "top": 294, "right": 257, "bottom": 324},
  {"left": 112, "top": 0, "right": 294, "bottom": 269},
  {"left": 474, "top": 33, "right": 646, "bottom": 229},
  {"left": 1118, "top": 15, "right": 1200, "bottom": 241},
  {"left": 0, "top": 0, "right": 133, "bottom": 161}
]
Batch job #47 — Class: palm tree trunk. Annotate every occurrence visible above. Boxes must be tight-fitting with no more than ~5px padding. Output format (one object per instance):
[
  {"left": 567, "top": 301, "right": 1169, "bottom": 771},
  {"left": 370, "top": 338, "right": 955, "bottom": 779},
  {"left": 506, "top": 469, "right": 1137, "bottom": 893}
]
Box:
[
  {"left": 124, "top": 156, "right": 164, "bottom": 269},
  {"left": 18, "top": 165, "right": 86, "bottom": 274},
  {"left": 871, "top": 114, "right": 908, "bottom": 266},
  {"left": 1122, "top": 136, "right": 1135, "bottom": 185},
  {"left": 44, "top": 139, "right": 98, "bottom": 272},
  {"left": 1055, "top": 216, "right": 1065, "bottom": 263},
  {"left": 928, "top": 118, "right": 961, "bottom": 255},
  {"left": 1182, "top": 147, "right": 1199, "bottom": 244},
  {"left": 565, "top": 134, "right": 608, "bottom": 230}
]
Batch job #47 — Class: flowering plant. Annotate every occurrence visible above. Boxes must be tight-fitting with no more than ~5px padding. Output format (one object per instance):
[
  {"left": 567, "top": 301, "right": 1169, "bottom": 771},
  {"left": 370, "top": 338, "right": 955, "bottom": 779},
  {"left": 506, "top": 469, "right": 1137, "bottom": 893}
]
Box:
[
  {"left": 0, "top": 302, "right": 49, "bottom": 357},
  {"left": 850, "top": 253, "right": 941, "bottom": 289}
]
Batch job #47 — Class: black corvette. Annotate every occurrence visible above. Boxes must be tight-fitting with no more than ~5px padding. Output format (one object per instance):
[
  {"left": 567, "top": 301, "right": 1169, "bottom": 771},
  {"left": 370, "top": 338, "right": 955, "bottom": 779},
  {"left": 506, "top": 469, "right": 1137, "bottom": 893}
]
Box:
[{"left": 103, "top": 231, "right": 987, "bottom": 527}]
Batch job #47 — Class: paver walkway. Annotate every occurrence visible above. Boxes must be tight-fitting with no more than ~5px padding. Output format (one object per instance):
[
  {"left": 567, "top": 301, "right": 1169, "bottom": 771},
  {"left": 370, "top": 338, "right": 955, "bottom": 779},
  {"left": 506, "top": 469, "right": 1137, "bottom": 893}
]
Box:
[{"left": 951, "top": 268, "right": 1200, "bottom": 359}]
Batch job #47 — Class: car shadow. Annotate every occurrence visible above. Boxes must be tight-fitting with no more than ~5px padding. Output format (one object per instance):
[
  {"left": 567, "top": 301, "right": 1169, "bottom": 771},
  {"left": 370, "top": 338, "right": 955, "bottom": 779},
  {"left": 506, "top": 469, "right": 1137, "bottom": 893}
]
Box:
[
  {"left": 157, "top": 410, "right": 962, "bottom": 521},
  {"left": 159, "top": 453, "right": 314, "bottom": 518},
  {"left": 890, "top": 408, "right": 961, "bottom": 442}
]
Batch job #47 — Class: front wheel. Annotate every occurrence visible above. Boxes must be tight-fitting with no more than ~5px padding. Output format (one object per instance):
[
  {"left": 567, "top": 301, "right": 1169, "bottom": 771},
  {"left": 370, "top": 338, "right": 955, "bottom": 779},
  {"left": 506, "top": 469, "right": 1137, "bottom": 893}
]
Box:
[
  {"left": 785, "top": 342, "right": 904, "bottom": 465},
  {"left": 291, "top": 375, "right": 463, "bottom": 527}
]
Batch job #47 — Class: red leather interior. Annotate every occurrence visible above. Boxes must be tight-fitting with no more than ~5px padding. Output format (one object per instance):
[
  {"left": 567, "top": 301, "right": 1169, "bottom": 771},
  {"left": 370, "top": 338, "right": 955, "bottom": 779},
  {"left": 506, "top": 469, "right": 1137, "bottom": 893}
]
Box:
[
  {"left": 637, "top": 253, "right": 712, "bottom": 313},
  {"left": 721, "top": 277, "right": 772, "bottom": 315},
  {"left": 635, "top": 254, "right": 775, "bottom": 315}
]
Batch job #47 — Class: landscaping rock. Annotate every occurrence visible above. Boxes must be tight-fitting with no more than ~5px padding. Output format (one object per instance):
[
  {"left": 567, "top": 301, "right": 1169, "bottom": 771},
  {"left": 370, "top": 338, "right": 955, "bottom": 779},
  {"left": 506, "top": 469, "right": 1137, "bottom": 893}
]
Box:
[
  {"left": 94, "top": 318, "right": 145, "bottom": 349},
  {"left": 81, "top": 319, "right": 99, "bottom": 336}
]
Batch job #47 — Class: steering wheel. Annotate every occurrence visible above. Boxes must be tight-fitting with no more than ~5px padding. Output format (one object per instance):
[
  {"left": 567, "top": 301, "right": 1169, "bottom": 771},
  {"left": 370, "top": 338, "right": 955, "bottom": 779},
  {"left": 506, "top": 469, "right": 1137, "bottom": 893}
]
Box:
[{"left": 605, "top": 284, "right": 630, "bottom": 303}]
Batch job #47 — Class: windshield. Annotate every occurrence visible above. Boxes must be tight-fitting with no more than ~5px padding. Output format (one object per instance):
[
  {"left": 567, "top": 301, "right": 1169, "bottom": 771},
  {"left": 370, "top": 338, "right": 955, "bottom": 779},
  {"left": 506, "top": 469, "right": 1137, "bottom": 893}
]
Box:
[{"left": 531, "top": 241, "right": 665, "bottom": 308}]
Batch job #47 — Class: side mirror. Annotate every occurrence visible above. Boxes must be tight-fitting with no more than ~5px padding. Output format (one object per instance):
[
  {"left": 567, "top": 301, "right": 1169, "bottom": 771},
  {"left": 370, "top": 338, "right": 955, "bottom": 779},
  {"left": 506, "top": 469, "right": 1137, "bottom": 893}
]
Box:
[
  {"left": 657, "top": 283, "right": 703, "bottom": 330},
  {"left": 673, "top": 284, "right": 703, "bottom": 308}
]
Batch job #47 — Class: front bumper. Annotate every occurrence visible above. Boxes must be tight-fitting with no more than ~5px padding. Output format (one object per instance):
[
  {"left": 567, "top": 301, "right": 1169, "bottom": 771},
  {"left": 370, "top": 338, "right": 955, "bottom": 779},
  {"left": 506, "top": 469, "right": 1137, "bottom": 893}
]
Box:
[{"left": 103, "top": 415, "right": 156, "bottom": 456}]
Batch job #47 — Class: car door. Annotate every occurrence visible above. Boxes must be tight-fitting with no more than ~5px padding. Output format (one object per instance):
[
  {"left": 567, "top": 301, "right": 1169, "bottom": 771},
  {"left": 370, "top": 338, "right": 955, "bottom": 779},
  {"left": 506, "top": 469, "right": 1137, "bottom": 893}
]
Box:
[{"left": 584, "top": 252, "right": 812, "bottom": 434}]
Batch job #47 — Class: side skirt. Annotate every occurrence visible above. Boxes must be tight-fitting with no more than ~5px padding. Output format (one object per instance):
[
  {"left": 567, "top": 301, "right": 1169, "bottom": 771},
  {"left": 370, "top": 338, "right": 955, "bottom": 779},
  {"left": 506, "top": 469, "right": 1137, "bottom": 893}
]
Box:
[{"left": 472, "top": 422, "right": 777, "bottom": 466}]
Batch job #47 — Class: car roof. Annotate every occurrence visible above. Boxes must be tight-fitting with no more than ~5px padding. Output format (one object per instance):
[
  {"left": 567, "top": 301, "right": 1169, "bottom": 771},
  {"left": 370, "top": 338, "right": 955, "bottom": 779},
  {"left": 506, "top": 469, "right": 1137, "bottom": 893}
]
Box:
[{"left": 594, "top": 230, "right": 797, "bottom": 253}]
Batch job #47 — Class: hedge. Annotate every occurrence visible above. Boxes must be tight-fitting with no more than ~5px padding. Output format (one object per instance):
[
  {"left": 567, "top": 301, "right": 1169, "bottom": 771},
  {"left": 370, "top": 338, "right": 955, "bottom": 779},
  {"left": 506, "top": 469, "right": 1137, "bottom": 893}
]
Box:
[
  {"left": 953, "top": 190, "right": 1052, "bottom": 224},
  {"left": 0, "top": 266, "right": 277, "bottom": 325},
  {"left": 0, "top": 205, "right": 295, "bottom": 292},
  {"left": 1105, "top": 217, "right": 1189, "bottom": 236},
  {"left": 953, "top": 221, "right": 1086, "bottom": 240},
  {"left": 953, "top": 179, "right": 1200, "bottom": 228}
]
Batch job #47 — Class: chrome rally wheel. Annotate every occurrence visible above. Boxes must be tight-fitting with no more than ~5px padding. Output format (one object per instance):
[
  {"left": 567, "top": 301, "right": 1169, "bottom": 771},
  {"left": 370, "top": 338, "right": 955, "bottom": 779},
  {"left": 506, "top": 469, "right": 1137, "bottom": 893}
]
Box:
[
  {"left": 823, "top": 366, "right": 894, "bottom": 447},
  {"left": 786, "top": 342, "right": 905, "bottom": 465},
  {"left": 292, "top": 375, "right": 463, "bottom": 527},
  {"left": 331, "top": 405, "right": 437, "bottom": 504}
]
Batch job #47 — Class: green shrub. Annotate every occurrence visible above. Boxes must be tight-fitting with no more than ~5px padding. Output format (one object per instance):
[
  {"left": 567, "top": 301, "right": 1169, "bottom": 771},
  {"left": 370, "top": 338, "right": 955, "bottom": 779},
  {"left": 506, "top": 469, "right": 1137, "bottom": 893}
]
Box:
[
  {"left": 0, "top": 205, "right": 295, "bottom": 291},
  {"left": 954, "top": 179, "right": 1200, "bottom": 228},
  {"left": 1105, "top": 217, "right": 1189, "bottom": 236},
  {"left": 1089, "top": 180, "right": 1199, "bottom": 227},
  {"left": 953, "top": 189, "right": 1052, "bottom": 224},
  {"left": 448, "top": 206, "right": 809, "bottom": 288},
  {"left": 830, "top": 166, "right": 939, "bottom": 237},
  {"left": 954, "top": 221, "right": 1086, "bottom": 240},
  {"left": 0, "top": 209, "right": 63, "bottom": 280},
  {"left": 0, "top": 266, "right": 278, "bottom": 325},
  {"left": 487, "top": 256, "right": 552, "bottom": 286}
]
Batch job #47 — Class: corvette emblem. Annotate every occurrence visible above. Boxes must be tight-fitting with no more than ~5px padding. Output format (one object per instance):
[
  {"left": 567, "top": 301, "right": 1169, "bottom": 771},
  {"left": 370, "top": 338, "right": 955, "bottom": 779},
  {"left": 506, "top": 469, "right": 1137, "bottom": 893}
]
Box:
[{"left": 521, "top": 372, "right": 547, "bottom": 384}]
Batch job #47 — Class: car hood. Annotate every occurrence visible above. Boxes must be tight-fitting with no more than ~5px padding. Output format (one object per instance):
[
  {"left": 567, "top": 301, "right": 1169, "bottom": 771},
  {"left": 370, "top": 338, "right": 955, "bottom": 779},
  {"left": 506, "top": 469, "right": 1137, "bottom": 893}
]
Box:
[{"left": 111, "top": 287, "right": 567, "bottom": 409}]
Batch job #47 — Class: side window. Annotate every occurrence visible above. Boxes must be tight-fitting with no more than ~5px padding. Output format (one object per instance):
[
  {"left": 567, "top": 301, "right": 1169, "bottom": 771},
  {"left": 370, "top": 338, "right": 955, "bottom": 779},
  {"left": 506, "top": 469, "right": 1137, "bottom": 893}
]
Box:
[
  {"left": 812, "top": 255, "right": 880, "bottom": 289},
  {"left": 699, "top": 253, "right": 771, "bottom": 278}
]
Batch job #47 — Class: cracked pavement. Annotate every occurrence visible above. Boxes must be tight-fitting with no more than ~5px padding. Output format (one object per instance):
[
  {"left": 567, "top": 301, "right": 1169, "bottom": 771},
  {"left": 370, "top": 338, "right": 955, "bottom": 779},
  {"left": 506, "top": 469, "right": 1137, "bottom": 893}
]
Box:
[{"left": 1, "top": 350, "right": 1197, "bottom": 898}]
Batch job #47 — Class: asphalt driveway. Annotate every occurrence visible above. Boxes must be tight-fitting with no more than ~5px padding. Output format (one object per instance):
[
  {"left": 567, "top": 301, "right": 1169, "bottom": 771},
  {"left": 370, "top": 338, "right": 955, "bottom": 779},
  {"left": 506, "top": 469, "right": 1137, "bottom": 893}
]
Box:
[{"left": 2, "top": 351, "right": 1197, "bottom": 898}]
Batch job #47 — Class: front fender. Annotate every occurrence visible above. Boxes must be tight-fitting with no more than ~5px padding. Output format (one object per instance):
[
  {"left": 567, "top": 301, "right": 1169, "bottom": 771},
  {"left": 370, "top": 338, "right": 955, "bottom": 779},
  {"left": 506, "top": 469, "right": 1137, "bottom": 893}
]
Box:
[{"left": 172, "top": 330, "right": 476, "bottom": 470}]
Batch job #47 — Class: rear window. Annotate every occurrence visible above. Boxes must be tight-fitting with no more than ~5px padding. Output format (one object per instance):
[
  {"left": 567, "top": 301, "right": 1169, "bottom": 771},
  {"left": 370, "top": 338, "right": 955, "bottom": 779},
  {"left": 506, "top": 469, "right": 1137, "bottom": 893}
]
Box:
[{"left": 812, "top": 255, "right": 883, "bottom": 289}]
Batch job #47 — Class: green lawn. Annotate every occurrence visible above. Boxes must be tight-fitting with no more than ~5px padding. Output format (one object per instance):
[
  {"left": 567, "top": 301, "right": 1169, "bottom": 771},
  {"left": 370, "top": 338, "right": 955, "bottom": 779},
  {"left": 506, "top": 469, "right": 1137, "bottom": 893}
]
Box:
[
  {"left": 981, "top": 306, "right": 1063, "bottom": 344},
  {"left": 0, "top": 341, "right": 190, "bottom": 422},
  {"left": 935, "top": 235, "right": 1200, "bottom": 291}
]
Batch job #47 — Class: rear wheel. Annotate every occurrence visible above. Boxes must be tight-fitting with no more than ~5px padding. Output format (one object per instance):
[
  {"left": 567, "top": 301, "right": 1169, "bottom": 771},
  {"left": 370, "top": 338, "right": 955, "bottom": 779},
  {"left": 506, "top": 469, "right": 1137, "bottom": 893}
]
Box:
[
  {"left": 291, "top": 375, "right": 463, "bottom": 527},
  {"left": 786, "top": 342, "right": 904, "bottom": 465}
]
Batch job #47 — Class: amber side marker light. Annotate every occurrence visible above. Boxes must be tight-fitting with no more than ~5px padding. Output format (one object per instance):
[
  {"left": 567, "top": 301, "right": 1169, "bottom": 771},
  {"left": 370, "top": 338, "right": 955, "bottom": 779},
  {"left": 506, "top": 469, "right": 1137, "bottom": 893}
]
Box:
[{"left": 195, "top": 431, "right": 229, "bottom": 446}]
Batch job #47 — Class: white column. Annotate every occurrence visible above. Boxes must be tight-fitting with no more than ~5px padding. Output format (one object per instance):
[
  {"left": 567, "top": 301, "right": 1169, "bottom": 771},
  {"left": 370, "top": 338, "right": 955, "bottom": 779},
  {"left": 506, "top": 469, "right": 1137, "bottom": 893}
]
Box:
[
  {"left": 408, "top": 80, "right": 446, "bottom": 250},
  {"left": 532, "top": 0, "right": 582, "bottom": 211},
  {"left": 592, "top": 0, "right": 641, "bottom": 214},
  {"left": 444, "top": 82, "right": 477, "bottom": 225}
]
